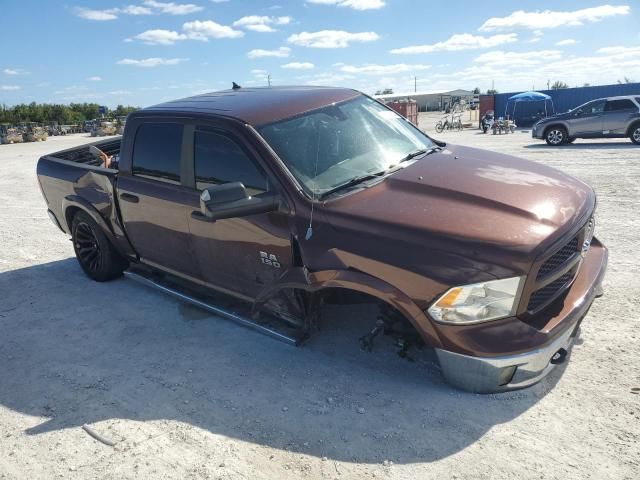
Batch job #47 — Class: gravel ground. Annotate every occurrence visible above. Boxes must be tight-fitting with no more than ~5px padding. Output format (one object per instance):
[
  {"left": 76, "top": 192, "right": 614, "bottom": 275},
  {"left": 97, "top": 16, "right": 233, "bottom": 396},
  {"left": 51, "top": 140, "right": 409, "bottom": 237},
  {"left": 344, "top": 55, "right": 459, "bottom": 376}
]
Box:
[{"left": 0, "top": 130, "right": 638, "bottom": 480}]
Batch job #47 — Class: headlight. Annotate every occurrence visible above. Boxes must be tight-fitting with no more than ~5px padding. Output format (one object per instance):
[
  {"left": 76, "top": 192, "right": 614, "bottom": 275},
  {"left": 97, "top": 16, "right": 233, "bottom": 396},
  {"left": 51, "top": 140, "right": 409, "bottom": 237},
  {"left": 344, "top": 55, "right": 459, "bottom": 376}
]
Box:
[{"left": 428, "top": 277, "right": 524, "bottom": 324}]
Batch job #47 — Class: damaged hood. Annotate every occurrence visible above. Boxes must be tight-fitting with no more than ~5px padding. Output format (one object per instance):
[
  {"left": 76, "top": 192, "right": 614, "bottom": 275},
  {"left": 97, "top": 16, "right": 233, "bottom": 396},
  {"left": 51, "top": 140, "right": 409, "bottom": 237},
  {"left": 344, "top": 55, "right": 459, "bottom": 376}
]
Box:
[{"left": 321, "top": 144, "right": 595, "bottom": 262}]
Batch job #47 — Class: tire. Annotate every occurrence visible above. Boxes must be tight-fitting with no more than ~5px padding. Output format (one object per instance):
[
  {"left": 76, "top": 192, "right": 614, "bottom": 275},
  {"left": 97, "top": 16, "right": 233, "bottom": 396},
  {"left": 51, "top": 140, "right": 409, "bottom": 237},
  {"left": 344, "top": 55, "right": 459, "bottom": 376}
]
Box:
[
  {"left": 71, "top": 210, "right": 127, "bottom": 282},
  {"left": 545, "top": 126, "right": 567, "bottom": 146},
  {"left": 567, "top": 137, "right": 576, "bottom": 144},
  {"left": 435, "top": 122, "right": 444, "bottom": 133},
  {"left": 630, "top": 124, "right": 640, "bottom": 145}
]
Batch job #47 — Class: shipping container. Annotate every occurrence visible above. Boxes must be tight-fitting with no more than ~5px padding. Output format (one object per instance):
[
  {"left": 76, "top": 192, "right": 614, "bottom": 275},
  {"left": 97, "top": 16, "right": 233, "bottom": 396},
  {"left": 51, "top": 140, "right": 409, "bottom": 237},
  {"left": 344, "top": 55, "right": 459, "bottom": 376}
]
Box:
[{"left": 386, "top": 100, "right": 418, "bottom": 126}]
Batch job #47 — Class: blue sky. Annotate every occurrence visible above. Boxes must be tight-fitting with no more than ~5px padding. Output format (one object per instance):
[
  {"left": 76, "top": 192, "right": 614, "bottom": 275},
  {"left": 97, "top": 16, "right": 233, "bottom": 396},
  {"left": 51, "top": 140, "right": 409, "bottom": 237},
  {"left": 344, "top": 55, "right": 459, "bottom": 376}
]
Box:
[{"left": 1, "top": 1, "right": 638, "bottom": 107}]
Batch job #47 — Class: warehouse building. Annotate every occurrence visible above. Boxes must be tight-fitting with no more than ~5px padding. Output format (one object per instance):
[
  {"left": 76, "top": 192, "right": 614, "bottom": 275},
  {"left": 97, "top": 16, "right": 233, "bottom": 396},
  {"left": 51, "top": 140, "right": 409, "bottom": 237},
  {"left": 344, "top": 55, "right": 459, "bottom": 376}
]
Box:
[{"left": 375, "top": 89, "right": 476, "bottom": 112}]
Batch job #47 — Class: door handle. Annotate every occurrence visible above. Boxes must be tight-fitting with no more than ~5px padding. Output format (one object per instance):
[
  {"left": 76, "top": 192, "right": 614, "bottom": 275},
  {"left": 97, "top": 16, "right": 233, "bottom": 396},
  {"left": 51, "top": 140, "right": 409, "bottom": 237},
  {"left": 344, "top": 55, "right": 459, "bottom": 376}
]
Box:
[{"left": 120, "top": 193, "right": 139, "bottom": 203}]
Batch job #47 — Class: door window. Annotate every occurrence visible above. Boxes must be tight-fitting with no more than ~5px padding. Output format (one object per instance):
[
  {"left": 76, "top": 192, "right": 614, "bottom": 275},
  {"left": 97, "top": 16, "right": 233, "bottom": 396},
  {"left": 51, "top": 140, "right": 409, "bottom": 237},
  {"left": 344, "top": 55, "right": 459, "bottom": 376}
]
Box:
[
  {"left": 578, "top": 100, "right": 605, "bottom": 115},
  {"left": 131, "top": 123, "right": 183, "bottom": 184},
  {"left": 604, "top": 99, "right": 636, "bottom": 112},
  {"left": 194, "top": 130, "right": 269, "bottom": 195}
]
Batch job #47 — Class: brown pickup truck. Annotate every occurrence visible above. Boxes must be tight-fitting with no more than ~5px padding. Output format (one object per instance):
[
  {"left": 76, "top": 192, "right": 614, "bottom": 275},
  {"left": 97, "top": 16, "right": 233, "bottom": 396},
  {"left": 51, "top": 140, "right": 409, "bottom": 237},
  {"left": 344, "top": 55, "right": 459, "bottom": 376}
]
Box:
[{"left": 36, "top": 86, "right": 607, "bottom": 393}]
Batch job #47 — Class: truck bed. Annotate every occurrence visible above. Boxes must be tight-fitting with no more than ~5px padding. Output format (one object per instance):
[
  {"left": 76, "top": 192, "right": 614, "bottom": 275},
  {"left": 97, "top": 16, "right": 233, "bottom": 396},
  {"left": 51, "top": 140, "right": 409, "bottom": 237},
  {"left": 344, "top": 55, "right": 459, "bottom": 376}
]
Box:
[
  {"left": 36, "top": 137, "right": 123, "bottom": 237},
  {"left": 45, "top": 137, "right": 122, "bottom": 168}
]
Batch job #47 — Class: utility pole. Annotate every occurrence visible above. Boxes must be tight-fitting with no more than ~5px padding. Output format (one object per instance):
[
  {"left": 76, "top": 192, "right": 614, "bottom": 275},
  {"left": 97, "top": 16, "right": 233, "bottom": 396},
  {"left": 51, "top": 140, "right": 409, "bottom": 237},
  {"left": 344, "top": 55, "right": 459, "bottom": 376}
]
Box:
[
  {"left": 547, "top": 79, "right": 550, "bottom": 90},
  {"left": 267, "top": 74, "right": 271, "bottom": 87},
  {"left": 414, "top": 76, "right": 417, "bottom": 93}
]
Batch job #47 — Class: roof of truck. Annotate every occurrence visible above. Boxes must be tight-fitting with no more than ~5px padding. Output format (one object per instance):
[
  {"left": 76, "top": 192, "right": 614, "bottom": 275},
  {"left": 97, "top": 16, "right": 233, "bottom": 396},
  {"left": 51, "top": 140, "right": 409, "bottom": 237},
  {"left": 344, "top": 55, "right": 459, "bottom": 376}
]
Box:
[{"left": 144, "top": 85, "right": 362, "bottom": 126}]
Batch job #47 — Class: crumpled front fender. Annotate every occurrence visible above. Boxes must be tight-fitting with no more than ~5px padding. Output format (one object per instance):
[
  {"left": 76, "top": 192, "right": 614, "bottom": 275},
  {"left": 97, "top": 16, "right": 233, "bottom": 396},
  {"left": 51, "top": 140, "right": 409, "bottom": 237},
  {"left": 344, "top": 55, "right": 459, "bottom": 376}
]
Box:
[{"left": 254, "top": 267, "right": 443, "bottom": 348}]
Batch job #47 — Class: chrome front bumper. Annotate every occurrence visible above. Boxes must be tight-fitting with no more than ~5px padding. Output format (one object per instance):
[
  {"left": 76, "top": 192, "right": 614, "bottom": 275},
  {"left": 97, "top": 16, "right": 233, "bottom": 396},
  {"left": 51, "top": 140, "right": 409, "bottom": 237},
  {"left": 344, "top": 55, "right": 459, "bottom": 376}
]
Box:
[{"left": 435, "top": 320, "right": 581, "bottom": 393}]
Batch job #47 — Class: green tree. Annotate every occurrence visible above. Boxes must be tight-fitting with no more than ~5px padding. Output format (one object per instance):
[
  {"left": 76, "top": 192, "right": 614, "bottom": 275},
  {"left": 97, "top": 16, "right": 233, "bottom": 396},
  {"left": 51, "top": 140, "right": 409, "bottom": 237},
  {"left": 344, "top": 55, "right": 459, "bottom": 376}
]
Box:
[
  {"left": 486, "top": 89, "right": 498, "bottom": 95},
  {"left": 472, "top": 87, "right": 481, "bottom": 94},
  {"left": 551, "top": 80, "right": 569, "bottom": 90},
  {"left": 0, "top": 102, "right": 139, "bottom": 124}
]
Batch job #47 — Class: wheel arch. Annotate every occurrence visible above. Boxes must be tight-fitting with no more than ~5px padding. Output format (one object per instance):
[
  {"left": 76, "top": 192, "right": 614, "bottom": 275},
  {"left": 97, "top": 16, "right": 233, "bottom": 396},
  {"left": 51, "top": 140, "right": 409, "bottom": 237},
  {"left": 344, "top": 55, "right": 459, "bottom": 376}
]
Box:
[
  {"left": 254, "top": 267, "right": 443, "bottom": 348},
  {"left": 543, "top": 122, "right": 568, "bottom": 137},
  {"left": 626, "top": 120, "right": 640, "bottom": 136},
  {"left": 62, "top": 196, "right": 119, "bottom": 247}
]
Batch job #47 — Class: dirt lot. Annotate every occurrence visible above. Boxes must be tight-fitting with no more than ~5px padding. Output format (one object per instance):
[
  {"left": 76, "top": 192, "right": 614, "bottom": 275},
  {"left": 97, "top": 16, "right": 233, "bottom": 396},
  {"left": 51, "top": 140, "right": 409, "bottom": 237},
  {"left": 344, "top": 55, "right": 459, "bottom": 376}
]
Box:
[{"left": 1, "top": 130, "right": 638, "bottom": 480}]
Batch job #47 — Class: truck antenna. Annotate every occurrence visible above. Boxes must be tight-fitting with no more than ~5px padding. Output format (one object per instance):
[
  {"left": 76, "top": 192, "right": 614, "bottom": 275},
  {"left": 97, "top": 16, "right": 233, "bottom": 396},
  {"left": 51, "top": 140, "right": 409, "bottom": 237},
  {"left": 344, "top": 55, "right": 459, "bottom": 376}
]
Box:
[
  {"left": 232, "top": 82, "right": 242, "bottom": 90},
  {"left": 305, "top": 125, "right": 322, "bottom": 241}
]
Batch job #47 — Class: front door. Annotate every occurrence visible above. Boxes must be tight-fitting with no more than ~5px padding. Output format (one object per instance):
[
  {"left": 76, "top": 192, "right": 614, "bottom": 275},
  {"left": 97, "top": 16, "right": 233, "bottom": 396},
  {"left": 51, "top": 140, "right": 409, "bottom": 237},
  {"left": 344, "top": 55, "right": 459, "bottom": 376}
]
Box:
[
  {"left": 185, "top": 126, "right": 293, "bottom": 300},
  {"left": 118, "top": 121, "right": 200, "bottom": 279},
  {"left": 569, "top": 100, "right": 605, "bottom": 136}
]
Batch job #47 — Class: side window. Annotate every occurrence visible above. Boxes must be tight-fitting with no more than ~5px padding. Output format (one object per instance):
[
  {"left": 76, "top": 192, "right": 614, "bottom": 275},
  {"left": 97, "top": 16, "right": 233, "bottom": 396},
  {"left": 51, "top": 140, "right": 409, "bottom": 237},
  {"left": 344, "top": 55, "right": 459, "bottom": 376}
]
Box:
[
  {"left": 587, "top": 100, "right": 605, "bottom": 114},
  {"left": 132, "top": 123, "right": 183, "bottom": 184},
  {"left": 194, "top": 130, "right": 269, "bottom": 195},
  {"left": 604, "top": 99, "right": 636, "bottom": 112}
]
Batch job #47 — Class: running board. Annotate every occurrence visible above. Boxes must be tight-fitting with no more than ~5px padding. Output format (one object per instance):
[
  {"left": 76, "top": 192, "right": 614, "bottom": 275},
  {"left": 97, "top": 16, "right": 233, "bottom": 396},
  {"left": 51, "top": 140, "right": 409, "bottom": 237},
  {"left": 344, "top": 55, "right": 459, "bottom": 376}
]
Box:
[{"left": 123, "top": 270, "right": 303, "bottom": 346}]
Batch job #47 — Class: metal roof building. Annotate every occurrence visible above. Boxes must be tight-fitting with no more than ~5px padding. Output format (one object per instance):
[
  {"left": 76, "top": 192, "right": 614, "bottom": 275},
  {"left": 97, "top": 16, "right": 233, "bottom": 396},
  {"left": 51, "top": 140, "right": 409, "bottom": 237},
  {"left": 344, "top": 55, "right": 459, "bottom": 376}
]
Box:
[{"left": 374, "top": 89, "right": 476, "bottom": 112}]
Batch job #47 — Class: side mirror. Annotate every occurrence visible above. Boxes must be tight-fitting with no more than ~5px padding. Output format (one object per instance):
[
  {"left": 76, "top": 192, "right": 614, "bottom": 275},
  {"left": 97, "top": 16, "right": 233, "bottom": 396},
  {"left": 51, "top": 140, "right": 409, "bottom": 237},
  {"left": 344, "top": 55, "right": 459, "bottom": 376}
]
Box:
[
  {"left": 574, "top": 108, "right": 583, "bottom": 116},
  {"left": 194, "top": 182, "right": 280, "bottom": 222}
]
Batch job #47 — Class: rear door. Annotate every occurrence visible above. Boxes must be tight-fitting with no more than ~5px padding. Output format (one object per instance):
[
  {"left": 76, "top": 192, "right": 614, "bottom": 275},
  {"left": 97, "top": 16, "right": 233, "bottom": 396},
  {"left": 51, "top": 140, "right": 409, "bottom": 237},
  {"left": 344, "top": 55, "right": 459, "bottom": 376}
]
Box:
[
  {"left": 602, "top": 99, "right": 637, "bottom": 134},
  {"left": 569, "top": 100, "right": 605, "bottom": 136},
  {"left": 118, "top": 119, "right": 200, "bottom": 279},
  {"left": 185, "top": 124, "right": 293, "bottom": 300}
]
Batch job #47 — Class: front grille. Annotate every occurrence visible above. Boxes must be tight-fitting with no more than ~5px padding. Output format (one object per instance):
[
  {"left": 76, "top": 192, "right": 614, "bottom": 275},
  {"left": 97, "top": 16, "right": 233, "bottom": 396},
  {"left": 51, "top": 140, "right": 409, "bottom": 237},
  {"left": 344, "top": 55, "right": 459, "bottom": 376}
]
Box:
[
  {"left": 524, "top": 216, "right": 594, "bottom": 315},
  {"left": 536, "top": 235, "right": 579, "bottom": 280},
  {"left": 528, "top": 272, "right": 574, "bottom": 311}
]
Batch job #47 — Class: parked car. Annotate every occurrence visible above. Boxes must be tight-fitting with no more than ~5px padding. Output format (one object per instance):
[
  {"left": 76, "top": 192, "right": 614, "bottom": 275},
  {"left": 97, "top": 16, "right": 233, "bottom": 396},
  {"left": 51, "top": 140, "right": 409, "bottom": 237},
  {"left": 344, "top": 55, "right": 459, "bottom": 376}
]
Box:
[
  {"left": 91, "top": 119, "right": 117, "bottom": 137},
  {"left": 1, "top": 126, "right": 24, "bottom": 144},
  {"left": 532, "top": 95, "right": 640, "bottom": 145},
  {"left": 36, "top": 86, "right": 607, "bottom": 393},
  {"left": 24, "top": 125, "right": 48, "bottom": 142}
]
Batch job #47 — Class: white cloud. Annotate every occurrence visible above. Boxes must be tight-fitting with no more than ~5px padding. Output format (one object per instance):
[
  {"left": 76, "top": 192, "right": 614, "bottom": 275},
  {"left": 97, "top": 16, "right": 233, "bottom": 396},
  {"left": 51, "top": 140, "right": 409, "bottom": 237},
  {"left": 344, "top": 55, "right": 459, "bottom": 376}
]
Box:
[
  {"left": 390, "top": 33, "right": 517, "bottom": 54},
  {"left": 473, "top": 50, "right": 562, "bottom": 67},
  {"left": 3, "top": 68, "right": 29, "bottom": 75},
  {"left": 143, "top": 0, "right": 203, "bottom": 15},
  {"left": 307, "top": 0, "right": 385, "bottom": 10},
  {"left": 340, "top": 63, "right": 430, "bottom": 75},
  {"left": 117, "top": 57, "right": 188, "bottom": 67},
  {"left": 183, "top": 20, "right": 244, "bottom": 39},
  {"left": 555, "top": 39, "right": 577, "bottom": 46},
  {"left": 596, "top": 45, "right": 640, "bottom": 56},
  {"left": 132, "top": 21, "right": 243, "bottom": 44},
  {"left": 108, "top": 90, "right": 134, "bottom": 95},
  {"left": 288, "top": 30, "right": 379, "bottom": 48},
  {"left": 1, "top": 85, "right": 21, "bottom": 91},
  {"left": 233, "top": 15, "right": 291, "bottom": 32},
  {"left": 75, "top": 7, "right": 118, "bottom": 21},
  {"left": 87, "top": 76, "right": 103, "bottom": 81},
  {"left": 281, "top": 62, "right": 315, "bottom": 70},
  {"left": 247, "top": 47, "right": 290, "bottom": 58},
  {"left": 133, "top": 29, "right": 189, "bottom": 45},
  {"left": 479, "top": 5, "right": 631, "bottom": 31},
  {"left": 75, "top": 2, "right": 200, "bottom": 20},
  {"left": 120, "top": 5, "right": 153, "bottom": 15}
]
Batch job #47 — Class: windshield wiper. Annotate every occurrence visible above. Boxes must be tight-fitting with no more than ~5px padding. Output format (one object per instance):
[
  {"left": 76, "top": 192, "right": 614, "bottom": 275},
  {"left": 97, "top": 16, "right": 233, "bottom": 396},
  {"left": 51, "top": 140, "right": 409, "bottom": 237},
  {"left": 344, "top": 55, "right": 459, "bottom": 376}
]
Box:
[
  {"left": 318, "top": 171, "right": 386, "bottom": 199},
  {"left": 399, "top": 146, "right": 442, "bottom": 163}
]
